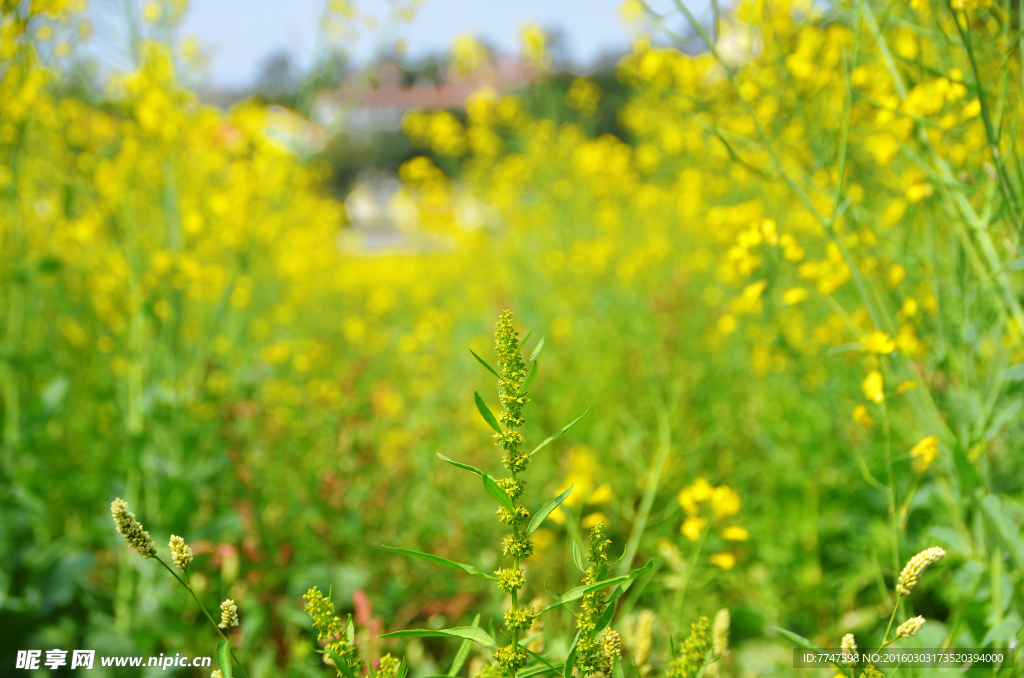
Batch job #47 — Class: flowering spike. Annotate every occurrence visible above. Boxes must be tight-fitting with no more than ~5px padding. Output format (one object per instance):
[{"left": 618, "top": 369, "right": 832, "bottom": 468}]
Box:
[{"left": 111, "top": 498, "right": 157, "bottom": 559}]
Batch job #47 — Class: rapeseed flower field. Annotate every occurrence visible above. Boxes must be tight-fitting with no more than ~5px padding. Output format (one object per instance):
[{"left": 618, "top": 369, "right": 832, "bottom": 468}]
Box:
[{"left": 1, "top": 0, "right": 1023, "bottom": 676}]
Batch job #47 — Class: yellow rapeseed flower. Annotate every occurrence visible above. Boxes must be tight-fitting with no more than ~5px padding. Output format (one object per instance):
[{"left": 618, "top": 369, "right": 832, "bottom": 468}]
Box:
[
  {"left": 853, "top": 404, "right": 875, "bottom": 428},
  {"left": 896, "top": 380, "right": 918, "bottom": 394},
  {"left": 862, "top": 370, "right": 885, "bottom": 404},
  {"left": 909, "top": 435, "right": 939, "bottom": 472},
  {"left": 681, "top": 516, "right": 707, "bottom": 541},
  {"left": 782, "top": 287, "right": 810, "bottom": 305},
  {"left": 721, "top": 526, "right": 749, "bottom": 541},
  {"left": 709, "top": 551, "right": 736, "bottom": 570},
  {"left": 710, "top": 485, "right": 741, "bottom": 518},
  {"left": 863, "top": 331, "right": 895, "bottom": 354}
]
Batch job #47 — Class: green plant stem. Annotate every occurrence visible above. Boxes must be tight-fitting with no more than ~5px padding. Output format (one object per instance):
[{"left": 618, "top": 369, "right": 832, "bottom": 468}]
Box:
[
  {"left": 156, "top": 558, "right": 251, "bottom": 678},
  {"left": 673, "top": 523, "right": 709, "bottom": 635},
  {"left": 155, "top": 558, "right": 227, "bottom": 641},
  {"left": 881, "top": 593, "right": 903, "bottom": 646},
  {"left": 880, "top": 390, "right": 900, "bottom": 579},
  {"left": 616, "top": 389, "right": 672, "bottom": 577}
]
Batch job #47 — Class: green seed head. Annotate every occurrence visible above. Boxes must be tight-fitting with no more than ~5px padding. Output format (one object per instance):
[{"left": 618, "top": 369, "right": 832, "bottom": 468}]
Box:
[
  {"left": 494, "top": 644, "right": 528, "bottom": 673},
  {"left": 111, "top": 498, "right": 157, "bottom": 559},
  {"left": 502, "top": 533, "right": 534, "bottom": 560},
  {"left": 169, "top": 535, "right": 193, "bottom": 570},
  {"left": 218, "top": 599, "right": 239, "bottom": 629},
  {"left": 896, "top": 615, "right": 925, "bottom": 639},
  {"left": 504, "top": 606, "right": 535, "bottom": 633},
  {"left": 496, "top": 478, "right": 525, "bottom": 501},
  {"left": 495, "top": 567, "right": 526, "bottom": 593},
  {"left": 896, "top": 547, "right": 945, "bottom": 596},
  {"left": 497, "top": 504, "right": 531, "bottom": 527}
]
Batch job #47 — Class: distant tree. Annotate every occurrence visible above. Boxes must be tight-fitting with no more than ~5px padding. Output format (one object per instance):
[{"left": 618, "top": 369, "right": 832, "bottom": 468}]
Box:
[{"left": 256, "top": 50, "right": 298, "bottom": 94}]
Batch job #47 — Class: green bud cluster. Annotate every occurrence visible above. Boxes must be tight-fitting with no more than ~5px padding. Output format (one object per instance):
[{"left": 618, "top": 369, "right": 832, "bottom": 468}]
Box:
[
  {"left": 495, "top": 567, "right": 526, "bottom": 593},
  {"left": 668, "top": 616, "right": 712, "bottom": 678},
  {"left": 575, "top": 523, "right": 614, "bottom": 675},
  {"left": 490, "top": 311, "right": 535, "bottom": 677},
  {"left": 111, "top": 498, "right": 157, "bottom": 559},
  {"left": 496, "top": 478, "right": 525, "bottom": 501},
  {"left": 494, "top": 644, "right": 529, "bottom": 673},
  {"left": 377, "top": 654, "right": 402, "bottom": 678},
  {"left": 504, "top": 606, "right": 535, "bottom": 633},
  {"left": 502, "top": 533, "right": 535, "bottom": 559},
  {"left": 303, "top": 586, "right": 361, "bottom": 676},
  {"left": 498, "top": 504, "right": 531, "bottom": 526}
]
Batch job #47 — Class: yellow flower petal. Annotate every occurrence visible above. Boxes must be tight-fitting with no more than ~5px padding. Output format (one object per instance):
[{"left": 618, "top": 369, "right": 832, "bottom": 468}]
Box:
[
  {"left": 709, "top": 551, "right": 736, "bottom": 570},
  {"left": 721, "top": 526, "right": 749, "bottom": 541},
  {"left": 862, "top": 370, "right": 885, "bottom": 404},
  {"left": 681, "top": 516, "right": 707, "bottom": 542}
]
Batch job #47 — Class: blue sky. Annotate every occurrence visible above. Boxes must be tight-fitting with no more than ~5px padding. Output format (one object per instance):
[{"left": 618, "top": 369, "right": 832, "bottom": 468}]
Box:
[{"left": 177, "top": 0, "right": 646, "bottom": 87}]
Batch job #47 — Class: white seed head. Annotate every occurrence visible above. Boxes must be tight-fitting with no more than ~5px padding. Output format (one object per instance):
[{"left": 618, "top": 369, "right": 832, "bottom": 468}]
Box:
[
  {"left": 111, "top": 498, "right": 157, "bottom": 559},
  {"left": 841, "top": 633, "right": 857, "bottom": 667},
  {"left": 169, "top": 535, "right": 193, "bottom": 570},
  {"left": 896, "top": 547, "right": 945, "bottom": 595},
  {"left": 218, "top": 599, "right": 239, "bottom": 628},
  {"left": 896, "top": 616, "right": 925, "bottom": 639}
]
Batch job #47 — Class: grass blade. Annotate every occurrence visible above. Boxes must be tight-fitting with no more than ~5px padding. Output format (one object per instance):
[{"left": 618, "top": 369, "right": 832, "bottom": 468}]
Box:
[
  {"left": 437, "top": 453, "right": 484, "bottom": 477},
  {"left": 528, "top": 485, "right": 573, "bottom": 535},
  {"left": 469, "top": 349, "right": 501, "bottom": 379},
  {"left": 217, "top": 640, "right": 233, "bottom": 678},
  {"left": 525, "top": 361, "right": 538, "bottom": 389},
  {"left": 447, "top": 614, "right": 481, "bottom": 676},
  {"left": 572, "top": 540, "right": 585, "bottom": 572},
  {"left": 518, "top": 329, "right": 533, "bottom": 349},
  {"left": 383, "top": 546, "right": 496, "bottom": 580},
  {"left": 475, "top": 391, "right": 503, "bottom": 433},
  {"left": 484, "top": 473, "right": 515, "bottom": 512},
  {"left": 541, "top": 561, "right": 653, "bottom": 614},
  {"left": 771, "top": 626, "right": 852, "bottom": 678},
  {"left": 530, "top": 407, "right": 591, "bottom": 457},
  {"left": 528, "top": 336, "right": 545, "bottom": 363},
  {"left": 380, "top": 627, "right": 498, "bottom": 651}
]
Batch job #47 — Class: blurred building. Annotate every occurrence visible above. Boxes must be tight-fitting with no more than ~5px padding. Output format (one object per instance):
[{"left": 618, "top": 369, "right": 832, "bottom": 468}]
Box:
[{"left": 312, "top": 56, "right": 537, "bottom": 133}]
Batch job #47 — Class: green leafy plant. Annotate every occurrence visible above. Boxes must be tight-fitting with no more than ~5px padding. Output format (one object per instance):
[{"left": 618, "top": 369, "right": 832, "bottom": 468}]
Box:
[
  {"left": 109, "top": 498, "right": 248, "bottom": 678},
  {"left": 360, "top": 310, "right": 654, "bottom": 677}
]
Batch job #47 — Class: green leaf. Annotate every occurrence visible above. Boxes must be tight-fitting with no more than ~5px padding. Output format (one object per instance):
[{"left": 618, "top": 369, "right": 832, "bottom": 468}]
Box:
[
  {"left": 447, "top": 614, "right": 481, "bottom": 676},
  {"left": 1003, "top": 363, "right": 1024, "bottom": 381},
  {"left": 981, "top": 495, "right": 1024, "bottom": 573},
  {"left": 981, "top": 619, "right": 1023, "bottom": 646},
  {"left": 530, "top": 408, "right": 591, "bottom": 457},
  {"left": 524, "top": 361, "right": 538, "bottom": 389},
  {"left": 346, "top": 613, "right": 355, "bottom": 647},
  {"left": 437, "top": 453, "right": 484, "bottom": 477},
  {"left": 528, "top": 336, "right": 545, "bottom": 363},
  {"left": 563, "top": 631, "right": 581, "bottom": 678},
  {"left": 529, "top": 485, "right": 573, "bottom": 535},
  {"left": 519, "top": 664, "right": 564, "bottom": 678},
  {"left": 484, "top": 473, "right": 515, "bottom": 512},
  {"left": 380, "top": 627, "right": 498, "bottom": 651},
  {"left": 770, "top": 626, "right": 851, "bottom": 678},
  {"left": 612, "top": 656, "right": 625, "bottom": 678},
  {"left": 523, "top": 645, "right": 560, "bottom": 676},
  {"left": 572, "top": 541, "right": 585, "bottom": 573},
  {"left": 383, "top": 546, "right": 496, "bottom": 580},
  {"left": 326, "top": 648, "right": 357, "bottom": 678},
  {"left": 519, "top": 330, "right": 533, "bottom": 349},
  {"left": 469, "top": 349, "right": 501, "bottom": 379},
  {"left": 475, "top": 391, "right": 503, "bottom": 433},
  {"left": 541, "top": 561, "right": 653, "bottom": 614},
  {"left": 216, "top": 640, "right": 232, "bottom": 678},
  {"left": 398, "top": 657, "right": 408, "bottom": 678}
]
